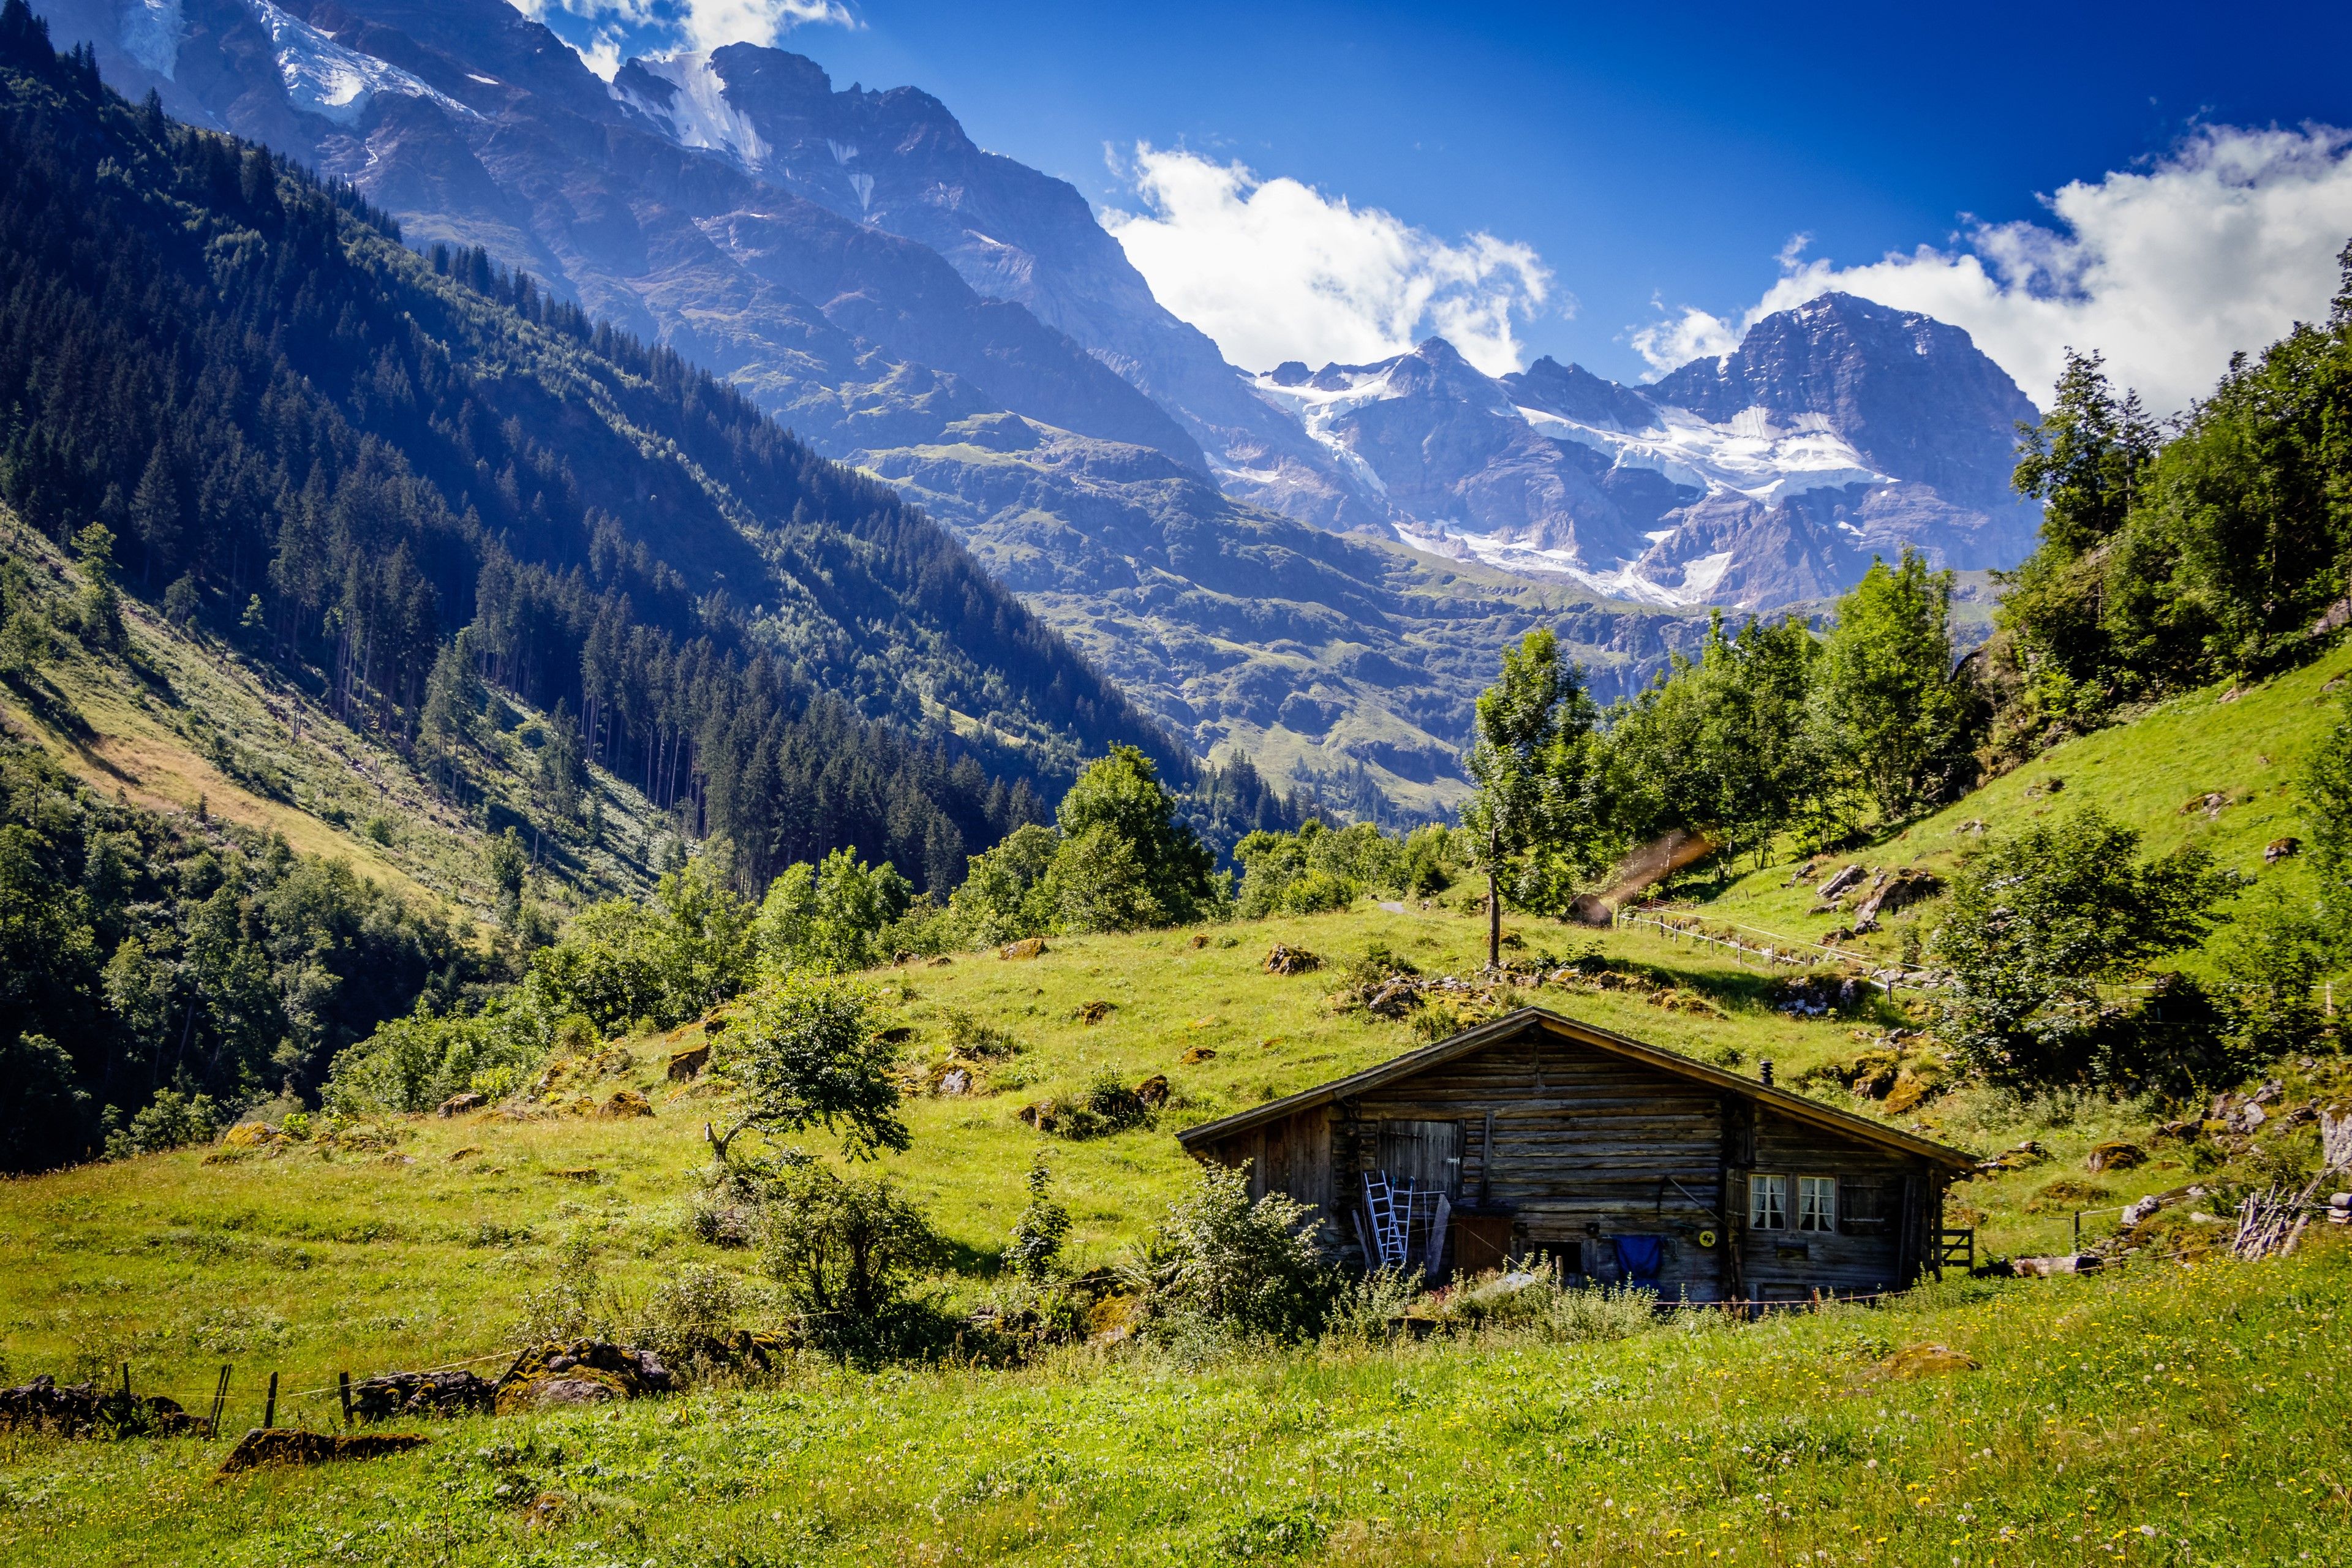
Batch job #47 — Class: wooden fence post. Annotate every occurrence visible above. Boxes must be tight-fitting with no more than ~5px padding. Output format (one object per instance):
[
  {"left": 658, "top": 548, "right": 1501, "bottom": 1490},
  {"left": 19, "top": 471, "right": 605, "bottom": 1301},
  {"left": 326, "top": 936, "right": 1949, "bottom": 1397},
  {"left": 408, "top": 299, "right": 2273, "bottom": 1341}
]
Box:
[
  {"left": 208, "top": 1366, "right": 231, "bottom": 1438},
  {"left": 338, "top": 1372, "right": 353, "bottom": 1428},
  {"left": 263, "top": 1371, "right": 278, "bottom": 1429}
]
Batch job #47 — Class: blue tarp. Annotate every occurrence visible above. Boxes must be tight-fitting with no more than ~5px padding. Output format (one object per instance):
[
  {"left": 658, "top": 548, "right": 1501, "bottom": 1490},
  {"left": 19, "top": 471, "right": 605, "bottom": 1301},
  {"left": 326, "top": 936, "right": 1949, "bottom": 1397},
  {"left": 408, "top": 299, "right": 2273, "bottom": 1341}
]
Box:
[{"left": 1612, "top": 1234, "right": 1664, "bottom": 1286}]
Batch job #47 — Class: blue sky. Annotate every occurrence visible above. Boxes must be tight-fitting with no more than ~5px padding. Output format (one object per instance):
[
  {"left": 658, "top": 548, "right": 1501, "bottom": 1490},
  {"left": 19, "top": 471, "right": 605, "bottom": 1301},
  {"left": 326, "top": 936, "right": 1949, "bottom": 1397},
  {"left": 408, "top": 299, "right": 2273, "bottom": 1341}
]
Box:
[{"left": 538, "top": 1, "right": 2352, "bottom": 409}]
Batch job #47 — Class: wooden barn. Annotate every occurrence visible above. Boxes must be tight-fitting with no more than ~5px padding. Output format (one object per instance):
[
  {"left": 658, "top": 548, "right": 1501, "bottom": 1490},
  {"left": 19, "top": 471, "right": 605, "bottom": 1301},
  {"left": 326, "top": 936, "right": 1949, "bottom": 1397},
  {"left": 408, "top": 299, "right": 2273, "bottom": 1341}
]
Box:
[{"left": 1177, "top": 1008, "right": 1977, "bottom": 1303}]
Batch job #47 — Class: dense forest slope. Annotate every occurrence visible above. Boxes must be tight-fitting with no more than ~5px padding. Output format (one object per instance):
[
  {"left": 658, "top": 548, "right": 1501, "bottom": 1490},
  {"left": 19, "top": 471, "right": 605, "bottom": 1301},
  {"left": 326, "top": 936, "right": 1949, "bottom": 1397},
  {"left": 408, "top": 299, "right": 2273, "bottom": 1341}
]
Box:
[{"left": 0, "top": 7, "right": 1179, "bottom": 897}]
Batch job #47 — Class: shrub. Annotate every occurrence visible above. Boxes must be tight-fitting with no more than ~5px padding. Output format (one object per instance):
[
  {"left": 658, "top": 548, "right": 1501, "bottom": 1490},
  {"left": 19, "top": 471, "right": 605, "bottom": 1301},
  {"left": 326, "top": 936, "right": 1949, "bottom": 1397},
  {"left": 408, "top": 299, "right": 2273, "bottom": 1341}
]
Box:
[
  {"left": 515, "top": 1235, "right": 611, "bottom": 1343},
  {"left": 1929, "top": 807, "right": 2233, "bottom": 1086},
  {"left": 1323, "top": 1265, "right": 1422, "bottom": 1344},
  {"left": 1005, "top": 1158, "right": 1071, "bottom": 1281},
  {"left": 322, "top": 997, "right": 546, "bottom": 1114},
  {"left": 103, "top": 1088, "right": 222, "bottom": 1159},
  {"left": 757, "top": 1160, "right": 946, "bottom": 1363},
  {"left": 627, "top": 1264, "right": 744, "bottom": 1368},
  {"left": 1122, "top": 1163, "right": 1333, "bottom": 1344}
]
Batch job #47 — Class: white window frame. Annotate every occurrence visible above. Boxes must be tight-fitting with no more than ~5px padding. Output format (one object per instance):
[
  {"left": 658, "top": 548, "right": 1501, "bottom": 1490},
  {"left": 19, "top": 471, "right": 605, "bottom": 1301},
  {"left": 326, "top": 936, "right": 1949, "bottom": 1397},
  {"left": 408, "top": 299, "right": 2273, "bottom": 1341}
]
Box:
[
  {"left": 1750, "top": 1173, "right": 1788, "bottom": 1231},
  {"left": 1796, "top": 1175, "right": 1838, "bottom": 1234}
]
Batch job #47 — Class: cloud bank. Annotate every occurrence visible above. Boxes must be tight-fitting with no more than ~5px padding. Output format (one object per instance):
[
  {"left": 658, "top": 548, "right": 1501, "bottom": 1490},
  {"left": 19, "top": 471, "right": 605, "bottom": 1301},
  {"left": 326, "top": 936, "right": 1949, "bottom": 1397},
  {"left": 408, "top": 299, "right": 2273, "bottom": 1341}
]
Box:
[
  {"left": 1104, "top": 145, "right": 1553, "bottom": 377},
  {"left": 1633, "top": 125, "right": 2352, "bottom": 415}
]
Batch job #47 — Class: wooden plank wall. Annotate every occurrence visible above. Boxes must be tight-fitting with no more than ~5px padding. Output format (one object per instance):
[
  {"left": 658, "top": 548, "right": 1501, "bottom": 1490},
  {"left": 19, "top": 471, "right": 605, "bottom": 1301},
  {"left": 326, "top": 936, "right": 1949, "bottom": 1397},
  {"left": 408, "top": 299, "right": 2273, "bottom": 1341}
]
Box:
[{"left": 1194, "top": 1026, "right": 1940, "bottom": 1303}]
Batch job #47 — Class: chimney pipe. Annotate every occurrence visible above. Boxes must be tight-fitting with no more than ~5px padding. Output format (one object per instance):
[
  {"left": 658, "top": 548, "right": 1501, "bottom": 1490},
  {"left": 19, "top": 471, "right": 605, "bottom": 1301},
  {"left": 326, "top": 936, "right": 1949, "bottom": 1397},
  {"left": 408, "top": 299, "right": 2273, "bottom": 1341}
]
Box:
[{"left": 1759, "top": 1059, "right": 1774, "bottom": 1088}]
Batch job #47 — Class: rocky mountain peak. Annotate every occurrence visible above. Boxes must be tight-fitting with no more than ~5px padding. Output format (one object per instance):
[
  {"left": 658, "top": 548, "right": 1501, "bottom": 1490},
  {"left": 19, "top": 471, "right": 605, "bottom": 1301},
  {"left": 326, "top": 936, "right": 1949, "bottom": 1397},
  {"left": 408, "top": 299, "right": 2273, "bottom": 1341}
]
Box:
[{"left": 1648, "top": 291, "right": 2038, "bottom": 507}]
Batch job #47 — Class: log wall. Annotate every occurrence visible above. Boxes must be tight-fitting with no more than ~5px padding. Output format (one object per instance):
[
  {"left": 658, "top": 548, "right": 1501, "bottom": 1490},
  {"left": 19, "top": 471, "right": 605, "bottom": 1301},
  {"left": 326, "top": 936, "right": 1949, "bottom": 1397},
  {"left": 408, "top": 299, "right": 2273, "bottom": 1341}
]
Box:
[{"left": 1193, "top": 1027, "right": 1949, "bottom": 1303}]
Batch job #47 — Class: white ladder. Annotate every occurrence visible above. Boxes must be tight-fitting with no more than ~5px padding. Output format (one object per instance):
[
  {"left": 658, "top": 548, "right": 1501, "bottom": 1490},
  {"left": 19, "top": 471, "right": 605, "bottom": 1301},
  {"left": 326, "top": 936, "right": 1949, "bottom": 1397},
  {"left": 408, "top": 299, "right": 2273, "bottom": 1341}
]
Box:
[{"left": 1362, "top": 1173, "right": 1409, "bottom": 1268}]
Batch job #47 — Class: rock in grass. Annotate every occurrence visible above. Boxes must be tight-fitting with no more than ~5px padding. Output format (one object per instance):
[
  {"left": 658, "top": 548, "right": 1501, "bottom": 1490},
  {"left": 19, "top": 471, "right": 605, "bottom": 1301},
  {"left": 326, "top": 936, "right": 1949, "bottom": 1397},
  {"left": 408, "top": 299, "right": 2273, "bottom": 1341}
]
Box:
[
  {"left": 2086, "top": 1141, "right": 2146, "bottom": 1173},
  {"left": 1880, "top": 1343, "right": 1978, "bottom": 1378},
  {"left": 437, "top": 1092, "right": 487, "bottom": 1117},
  {"left": 999, "top": 937, "right": 1048, "bottom": 960},
  {"left": 595, "top": 1090, "right": 653, "bottom": 1119},
  {"left": 666, "top": 1044, "right": 710, "bottom": 1082},
  {"left": 216, "top": 1428, "right": 428, "bottom": 1474},
  {"left": 350, "top": 1370, "right": 496, "bottom": 1422},
  {"left": 493, "top": 1340, "right": 673, "bottom": 1415},
  {"left": 1263, "top": 944, "right": 1321, "bottom": 976}
]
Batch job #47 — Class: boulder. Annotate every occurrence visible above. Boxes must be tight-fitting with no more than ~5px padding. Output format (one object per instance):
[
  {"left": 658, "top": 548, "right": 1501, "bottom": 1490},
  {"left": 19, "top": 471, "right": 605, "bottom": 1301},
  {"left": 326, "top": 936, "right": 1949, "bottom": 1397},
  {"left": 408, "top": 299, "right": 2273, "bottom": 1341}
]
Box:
[
  {"left": 2086, "top": 1141, "right": 2146, "bottom": 1173},
  {"left": 666, "top": 1044, "right": 710, "bottom": 1083},
  {"left": 2225, "top": 1102, "right": 2267, "bottom": 1136},
  {"left": 1882, "top": 1069, "right": 1939, "bottom": 1116},
  {"left": 1134, "top": 1075, "right": 1170, "bottom": 1110},
  {"left": 1880, "top": 1343, "right": 1978, "bottom": 1379},
  {"left": 1072, "top": 1000, "right": 1115, "bottom": 1025},
  {"left": 938, "top": 1067, "right": 971, "bottom": 1096},
  {"left": 595, "top": 1090, "right": 652, "bottom": 1120},
  {"left": 1852, "top": 869, "right": 1942, "bottom": 933},
  {"left": 222, "top": 1121, "right": 279, "bottom": 1147},
  {"left": 494, "top": 1340, "right": 671, "bottom": 1415},
  {"left": 1017, "top": 1101, "right": 1059, "bottom": 1132},
  {"left": 217, "top": 1428, "right": 428, "bottom": 1474},
  {"left": 998, "top": 938, "right": 1048, "bottom": 961},
  {"left": 350, "top": 1370, "right": 496, "bottom": 1423},
  {"left": 2010, "top": 1254, "right": 2101, "bottom": 1278},
  {"left": 2265, "top": 836, "right": 2302, "bottom": 864},
  {"left": 1187, "top": 933, "right": 1210, "bottom": 949},
  {"left": 1180, "top": 1046, "right": 1217, "bottom": 1065},
  {"left": 436, "top": 1093, "right": 488, "bottom": 1118},
  {"left": 1566, "top": 893, "right": 1614, "bottom": 927},
  {"left": 0, "top": 1376, "right": 200, "bottom": 1437},
  {"left": 1817, "top": 864, "right": 1867, "bottom": 901},
  {"left": 1262, "top": 944, "right": 1322, "bottom": 976}
]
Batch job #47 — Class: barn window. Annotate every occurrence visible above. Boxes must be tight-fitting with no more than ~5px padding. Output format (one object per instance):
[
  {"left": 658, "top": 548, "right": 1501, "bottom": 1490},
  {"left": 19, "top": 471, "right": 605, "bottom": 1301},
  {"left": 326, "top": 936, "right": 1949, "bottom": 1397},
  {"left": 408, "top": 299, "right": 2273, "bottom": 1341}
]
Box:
[
  {"left": 1750, "top": 1174, "right": 1787, "bottom": 1231},
  {"left": 1375, "top": 1120, "right": 1461, "bottom": 1196},
  {"left": 1796, "top": 1176, "right": 1837, "bottom": 1232},
  {"left": 1839, "top": 1180, "right": 1890, "bottom": 1234}
]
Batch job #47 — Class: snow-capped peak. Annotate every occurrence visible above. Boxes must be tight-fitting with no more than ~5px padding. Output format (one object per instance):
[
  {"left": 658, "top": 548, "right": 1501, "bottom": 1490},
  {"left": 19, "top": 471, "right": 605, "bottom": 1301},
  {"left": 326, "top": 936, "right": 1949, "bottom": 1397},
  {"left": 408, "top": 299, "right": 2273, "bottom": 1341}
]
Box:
[{"left": 245, "top": 0, "right": 473, "bottom": 126}]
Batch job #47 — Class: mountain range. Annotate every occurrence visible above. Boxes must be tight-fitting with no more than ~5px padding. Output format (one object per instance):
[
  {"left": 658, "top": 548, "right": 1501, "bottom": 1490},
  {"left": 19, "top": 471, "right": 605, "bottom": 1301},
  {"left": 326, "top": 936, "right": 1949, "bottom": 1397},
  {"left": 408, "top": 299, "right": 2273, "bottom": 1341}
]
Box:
[{"left": 32, "top": 0, "right": 2043, "bottom": 813}]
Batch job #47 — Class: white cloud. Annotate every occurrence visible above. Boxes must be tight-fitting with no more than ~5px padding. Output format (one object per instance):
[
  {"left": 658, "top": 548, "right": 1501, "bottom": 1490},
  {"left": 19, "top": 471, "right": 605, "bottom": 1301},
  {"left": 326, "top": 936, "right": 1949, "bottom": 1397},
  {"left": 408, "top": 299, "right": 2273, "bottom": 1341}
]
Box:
[
  {"left": 672, "top": 0, "right": 853, "bottom": 53},
  {"left": 1632, "top": 125, "right": 2352, "bottom": 415},
  {"left": 1102, "top": 145, "right": 1552, "bottom": 376},
  {"left": 516, "top": 0, "right": 852, "bottom": 72}
]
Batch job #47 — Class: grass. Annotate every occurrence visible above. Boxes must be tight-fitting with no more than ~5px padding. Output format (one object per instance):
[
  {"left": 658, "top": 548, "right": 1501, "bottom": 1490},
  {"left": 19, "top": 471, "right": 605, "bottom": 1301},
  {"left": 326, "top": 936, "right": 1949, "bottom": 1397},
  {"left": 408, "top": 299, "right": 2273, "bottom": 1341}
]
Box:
[
  {"left": 1, "top": 1234, "right": 2345, "bottom": 1564},
  {"left": 6, "top": 541, "right": 2351, "bottom": 1562}
]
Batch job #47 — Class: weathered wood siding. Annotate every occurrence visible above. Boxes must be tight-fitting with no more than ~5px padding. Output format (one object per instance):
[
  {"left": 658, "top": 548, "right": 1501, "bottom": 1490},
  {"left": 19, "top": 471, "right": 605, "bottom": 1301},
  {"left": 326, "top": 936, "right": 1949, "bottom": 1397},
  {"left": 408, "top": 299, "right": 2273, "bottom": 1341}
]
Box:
[{"left": 1192, "top": 1024, "right": 1948, "bottom": 1303}]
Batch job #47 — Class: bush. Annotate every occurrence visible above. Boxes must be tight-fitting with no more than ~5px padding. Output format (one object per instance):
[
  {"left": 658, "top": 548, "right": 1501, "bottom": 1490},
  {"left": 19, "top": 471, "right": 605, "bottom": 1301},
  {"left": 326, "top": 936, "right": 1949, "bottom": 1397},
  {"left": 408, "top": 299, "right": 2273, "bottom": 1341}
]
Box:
[
  {"left": 1005, "top": 1158, "right": 1071, "bottom": 1281},
  {"left": 322, "top": 997, "right": 546, "bottom": 1114},
  {"left": 1929, "top": 807, "right": 2232, "bottom": 1086},
  {"left": 515, "top": 1235, "right": 612, "bottom": 1343},
  {"left": 1323, "top": 1265, "right": 1422, "bottom": 1344},
  {"left": 757, "top": 1160, "right": 947, "bottom": 1363},
  {"left": 627, "top": 1264, "right": 744, "bottom": 1369},
  {"left": 103, "top": 1088, "right": 222, "bottom": 1159},
  {"left": 1121, "top": 1163, "right": 1333, "bottom": 1344}
]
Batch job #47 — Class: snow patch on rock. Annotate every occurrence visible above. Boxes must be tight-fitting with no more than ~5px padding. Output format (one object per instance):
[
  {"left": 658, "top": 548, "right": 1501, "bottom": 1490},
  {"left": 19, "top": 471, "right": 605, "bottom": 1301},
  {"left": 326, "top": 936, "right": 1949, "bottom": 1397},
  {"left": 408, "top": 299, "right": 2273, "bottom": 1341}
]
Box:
[
  {"left": 121, "top": 0, "right": 182, "bottom": 79},
  {"left": 246, "top": 0, "right": 472, "bottom": 125}
]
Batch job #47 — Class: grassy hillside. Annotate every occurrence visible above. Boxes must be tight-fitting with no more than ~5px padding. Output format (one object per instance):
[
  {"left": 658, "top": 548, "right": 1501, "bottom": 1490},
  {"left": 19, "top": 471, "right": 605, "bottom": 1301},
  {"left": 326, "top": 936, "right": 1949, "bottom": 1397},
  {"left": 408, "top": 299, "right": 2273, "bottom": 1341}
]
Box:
[{"left": 1650, "top": 636, "right": 2352, "bottom": 971}]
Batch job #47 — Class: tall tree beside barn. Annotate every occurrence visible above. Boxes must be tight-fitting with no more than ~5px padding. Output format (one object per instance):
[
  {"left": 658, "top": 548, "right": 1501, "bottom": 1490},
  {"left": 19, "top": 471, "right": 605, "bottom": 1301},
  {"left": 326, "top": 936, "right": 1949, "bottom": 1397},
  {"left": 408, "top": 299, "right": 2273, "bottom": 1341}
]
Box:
[{"left": 1463, "top": 630, "right": 1604, "bottom": 967}]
